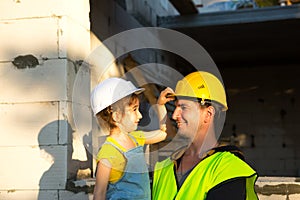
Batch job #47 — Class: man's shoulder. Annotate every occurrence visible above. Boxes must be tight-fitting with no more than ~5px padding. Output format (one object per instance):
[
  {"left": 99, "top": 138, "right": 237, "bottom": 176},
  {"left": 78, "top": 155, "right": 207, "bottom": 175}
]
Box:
[{"left": 206, "top": 145, "right": 245, "bottom": 161}]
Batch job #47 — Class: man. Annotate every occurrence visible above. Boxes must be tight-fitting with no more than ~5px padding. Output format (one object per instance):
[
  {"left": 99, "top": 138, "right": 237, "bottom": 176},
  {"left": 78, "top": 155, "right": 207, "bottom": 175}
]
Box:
[{"left": 152, "top": 71, "right": 258, "bottom": 200}]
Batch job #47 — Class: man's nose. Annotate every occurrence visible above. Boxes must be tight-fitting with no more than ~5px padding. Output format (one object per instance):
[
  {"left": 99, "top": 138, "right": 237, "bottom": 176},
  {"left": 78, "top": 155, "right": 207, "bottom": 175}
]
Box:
[{"left": 172, "top": 107, "right": 181, "bottom": 120}]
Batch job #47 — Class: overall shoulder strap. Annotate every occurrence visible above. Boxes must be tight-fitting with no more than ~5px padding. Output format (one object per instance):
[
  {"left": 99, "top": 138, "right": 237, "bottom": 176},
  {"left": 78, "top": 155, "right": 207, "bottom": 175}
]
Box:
[
  {"left": 103, "top": 141, "right": 124, "bottom": 153},
  {"left": 128, "top": 134, "right": 139, "bottom": 146}
]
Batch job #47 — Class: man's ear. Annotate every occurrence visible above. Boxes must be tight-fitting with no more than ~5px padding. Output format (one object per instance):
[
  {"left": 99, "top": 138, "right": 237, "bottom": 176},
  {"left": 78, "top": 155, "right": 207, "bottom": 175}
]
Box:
[{"left": 204, "top": 106, "right": 215, "bottom": 123}]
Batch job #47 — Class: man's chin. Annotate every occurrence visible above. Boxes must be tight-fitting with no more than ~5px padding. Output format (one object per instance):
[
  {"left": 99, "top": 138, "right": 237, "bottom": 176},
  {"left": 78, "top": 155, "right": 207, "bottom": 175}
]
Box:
[
  {"left": 175, "top": 131, "right": 192, "bottom": 148},
  {"left": 177, "top": 130, "right": 190, "bottom": 139},
  {"left": 178, "top": 128, "right": 197, "bottom": 140}
]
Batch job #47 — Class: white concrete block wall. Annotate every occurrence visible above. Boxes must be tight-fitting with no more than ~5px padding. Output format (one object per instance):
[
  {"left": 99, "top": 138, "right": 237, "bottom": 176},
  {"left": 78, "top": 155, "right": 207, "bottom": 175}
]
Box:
[
  {"left": 0, "top": 60, "right": 70, "bottom": 103},
  {"left": 0, "top": 0, "right": 91, "bottom": 199},
  {"left": 59, "top": 16, "right": 91, "bottom": 61},
  {"left": 0, "top": 0, "right": 89, "bottom": 27},
  {"left": 0, "top": 17, "right": 89, "bottom": 62},
  {"left": 0, "top": 190, "right": 93, "bottom": 200},
  {"left": 0, "top": 190, "right": 58, "bottom": 200},
  {"left": 0, "top": 145, "right": 67, "bottom": 190},
  {"left": 0, "top": 17, "right": 59, "bottom": 61},
  {"left": 59, "top": 191, "right": 93, "bottom": 200},
  {"left": 0, "top": 102, "right": 60, "bottom": 146},
  {"left": 0, "top": 63, "right": 72, "bottom": 191}
]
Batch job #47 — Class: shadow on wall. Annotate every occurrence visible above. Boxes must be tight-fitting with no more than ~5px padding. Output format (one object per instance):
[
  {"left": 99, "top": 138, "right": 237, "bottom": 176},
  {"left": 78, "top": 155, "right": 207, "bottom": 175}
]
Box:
[{"left": 37, "top": 120, "right": 92, "bottom": 200}]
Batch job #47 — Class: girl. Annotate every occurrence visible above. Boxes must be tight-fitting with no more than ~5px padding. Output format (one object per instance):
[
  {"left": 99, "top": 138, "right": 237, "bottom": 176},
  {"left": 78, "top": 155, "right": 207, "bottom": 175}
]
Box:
[{"left": 90, "top": 77, "right": 172, "bottom": 200}]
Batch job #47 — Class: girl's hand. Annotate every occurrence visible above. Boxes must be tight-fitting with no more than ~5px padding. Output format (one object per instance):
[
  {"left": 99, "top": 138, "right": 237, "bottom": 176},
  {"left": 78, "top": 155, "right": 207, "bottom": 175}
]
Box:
[
  {"left": 157, "top": 87, "right": 175, "bottom": 105},
  {"left": 160, "top": 124, "right": 167, "bottom": 132}
]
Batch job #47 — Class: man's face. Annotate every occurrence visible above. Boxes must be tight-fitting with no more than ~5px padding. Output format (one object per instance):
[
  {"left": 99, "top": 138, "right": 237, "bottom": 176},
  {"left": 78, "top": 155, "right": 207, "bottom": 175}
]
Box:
[{"left": 172, "top": 99, "right": 202, "bottom": 140}]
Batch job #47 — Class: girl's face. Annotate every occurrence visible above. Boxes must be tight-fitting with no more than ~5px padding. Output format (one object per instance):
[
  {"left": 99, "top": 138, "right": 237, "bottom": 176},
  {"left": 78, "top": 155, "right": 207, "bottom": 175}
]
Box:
[{"left": 118, "top": 99, "right": 142, "bottom": 133}]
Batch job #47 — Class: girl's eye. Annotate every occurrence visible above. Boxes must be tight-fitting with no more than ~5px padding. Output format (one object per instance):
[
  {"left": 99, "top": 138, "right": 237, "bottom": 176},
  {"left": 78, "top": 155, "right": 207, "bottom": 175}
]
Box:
[{"left": 132, "top": 106, "right": 139, "bottom": 112}]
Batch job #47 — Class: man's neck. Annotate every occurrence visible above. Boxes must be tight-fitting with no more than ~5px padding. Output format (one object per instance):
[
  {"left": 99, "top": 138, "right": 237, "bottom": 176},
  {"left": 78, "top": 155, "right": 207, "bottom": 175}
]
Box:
[{"left": 188, "top": 129, "right": 218, "bottom": 159}]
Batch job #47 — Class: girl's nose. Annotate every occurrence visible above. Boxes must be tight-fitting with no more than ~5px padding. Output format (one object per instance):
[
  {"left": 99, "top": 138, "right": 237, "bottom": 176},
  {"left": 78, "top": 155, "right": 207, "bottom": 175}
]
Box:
[{"left": 138, "top": 110, "right": 143, "bottom": 119}]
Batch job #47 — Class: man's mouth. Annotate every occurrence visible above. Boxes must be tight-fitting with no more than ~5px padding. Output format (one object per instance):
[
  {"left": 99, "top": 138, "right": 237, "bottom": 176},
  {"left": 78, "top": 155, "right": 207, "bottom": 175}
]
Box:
[{"left": 176, "top": 121, "right": 186, "bottom": 128}]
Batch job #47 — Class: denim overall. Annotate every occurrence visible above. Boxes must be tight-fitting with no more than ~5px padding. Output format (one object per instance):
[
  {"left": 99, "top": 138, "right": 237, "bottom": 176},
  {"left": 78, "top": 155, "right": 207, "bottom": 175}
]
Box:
[{"left": 105, "top": 136, "right": 150, "bottom": 200}]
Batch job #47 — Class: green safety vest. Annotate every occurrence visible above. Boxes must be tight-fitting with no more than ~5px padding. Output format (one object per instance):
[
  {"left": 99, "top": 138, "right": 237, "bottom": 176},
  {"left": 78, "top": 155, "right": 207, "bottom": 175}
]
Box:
[{"left": 152, "top": 151, "right": 258, "bottom": 200}]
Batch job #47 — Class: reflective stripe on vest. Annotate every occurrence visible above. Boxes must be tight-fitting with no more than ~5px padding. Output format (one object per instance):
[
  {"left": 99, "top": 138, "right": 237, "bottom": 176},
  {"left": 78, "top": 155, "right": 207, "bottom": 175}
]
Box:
[{"left": 152, "top": 151, "right": 258, "bottom": 200}]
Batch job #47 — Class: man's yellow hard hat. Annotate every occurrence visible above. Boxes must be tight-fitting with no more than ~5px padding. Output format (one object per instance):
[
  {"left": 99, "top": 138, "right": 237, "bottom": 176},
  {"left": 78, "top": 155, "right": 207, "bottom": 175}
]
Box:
[{"left": 174, "top": 71, "right": 228, "bottom": 111}]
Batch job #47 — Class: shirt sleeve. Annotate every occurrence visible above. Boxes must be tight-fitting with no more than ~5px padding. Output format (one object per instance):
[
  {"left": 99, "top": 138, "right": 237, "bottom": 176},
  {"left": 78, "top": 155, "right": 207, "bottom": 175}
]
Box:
[
  {"left": 96, "top": 143, "right": 120, "bottom": 164},
  {"left": 130, "top": 130, "right": 146, "bottom": 146},
  {"left": 96, "top": 143, "right": 127, "bottom": 183},
  {"left": 206, "top": 178, "right": 246, "bottom": 200}
]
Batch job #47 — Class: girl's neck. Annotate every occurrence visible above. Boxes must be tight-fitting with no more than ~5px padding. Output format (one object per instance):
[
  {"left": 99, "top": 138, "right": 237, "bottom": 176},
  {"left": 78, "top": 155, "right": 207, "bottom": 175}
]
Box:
[
  {"left": 110, "top": 128, "right": 136, "bottom": 150},
  {"left": 110, "top": 127, "right": 127, "bottom": 136}
]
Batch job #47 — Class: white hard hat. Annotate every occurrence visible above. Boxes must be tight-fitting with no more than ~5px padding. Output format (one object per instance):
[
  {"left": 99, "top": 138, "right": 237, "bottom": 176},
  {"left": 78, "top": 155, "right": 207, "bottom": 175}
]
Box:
[{"left": 90, "top": 77, "right": 145, "bottom": 116}]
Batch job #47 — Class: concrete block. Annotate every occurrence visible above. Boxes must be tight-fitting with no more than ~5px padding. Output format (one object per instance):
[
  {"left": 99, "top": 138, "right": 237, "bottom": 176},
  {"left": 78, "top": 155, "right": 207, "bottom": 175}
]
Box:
[
  {"left": 0, "top": 0, "right": 90, "bottom": 28},
  {"left": 254, "top": 159, "right": 285, "bottom": 171},
  {"left": 59, "top": 191, "right": 91, "bottom": 200},
  {"left": 0, "top": 190, "right": 58, "bottom": 200},
  {"left": 0, "top": 0, "right": 63, "bottom": 19},
  {"left": 264, "top": 147, "right": 295, "bottom": 159},
  {"left": 254, "top": 129, "right": 285, "bottom": 147},
  {"left": 37, "top": 190, "right": 59, "bottom": 200},
  {"left": 59, "top": 101, "right": 93, "bottom": 170},
  {"left": 284, "top": 111, "right": 300, "bottom": 125},
  {"left": 59, "top": 101, "right": 73, "bottom": 145},
  {"left": 279, "top": 129, "right": 299, "bottom": 147},
  {"left": 0, "top": 145, "right": 67, "bottom": 190},
  {"left": 0, "top": 16, "right": 90, "bottom": 62},
  {"left": 0, "top": 102, "right": 59, "bottom": 146},
  {"left": 256, "top": 177, "right": 300, "bottom": 199},
  {"left": 251, "top": 110, "right": 282, "bottom": 125},
  {"left": 223, "top": 68, "right": 258, "bottom": 88},
  {"left": 64, "top": 60, "right": 92, "bottom": 130},
  {"left": 294, "top": 147, "right": 300, "bottom": 159},
  {"left": 243, "top": 147, "right": 266, "bottom": 160},
  {"left": 58, "top": 16, "right": 91, "bottom": 61},
  {"left": 0, "top": 17, "right": 59, "bottom": 61},
  {"left": 61, "top": 78, "right": 93, "bottom": 147},
  {"left": 284, "top": 159, "right": 298, "bottom": 171},
  {"left": 226, "top": 112, "right": 253, "bottom": 127},
  {"left": 69, "top": 102, "right": 92, "bottom": 142},
  {"left": 289, "top": 194, "right": 300, "bottom": 200},
  {"left": 0, "top": 59, "right": 72, "bottom": 103},
  {"left": 58, "top": 101, "right": 92, "bottom": 160},
  {"left": 257, "top": 194, "right": 286, "bottom": 200}
]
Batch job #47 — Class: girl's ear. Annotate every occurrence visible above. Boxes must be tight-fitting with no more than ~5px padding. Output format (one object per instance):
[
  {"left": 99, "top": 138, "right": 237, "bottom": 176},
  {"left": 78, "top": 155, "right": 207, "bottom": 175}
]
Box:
[{"left": 112, "top": 111, "right": 121, "bottom": 123}]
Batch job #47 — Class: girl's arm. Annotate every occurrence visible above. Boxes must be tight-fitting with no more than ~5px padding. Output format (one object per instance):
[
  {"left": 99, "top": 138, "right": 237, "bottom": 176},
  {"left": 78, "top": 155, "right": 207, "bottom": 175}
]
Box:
[
  {"left": 144, "top": 87, "right": 174, "bottom": 145},
  {"left": 93, "top": 159, "right": 111, "bottom": 200},
  {"left": 144, "top": 129, "right": 167, "bottom": 144}
]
